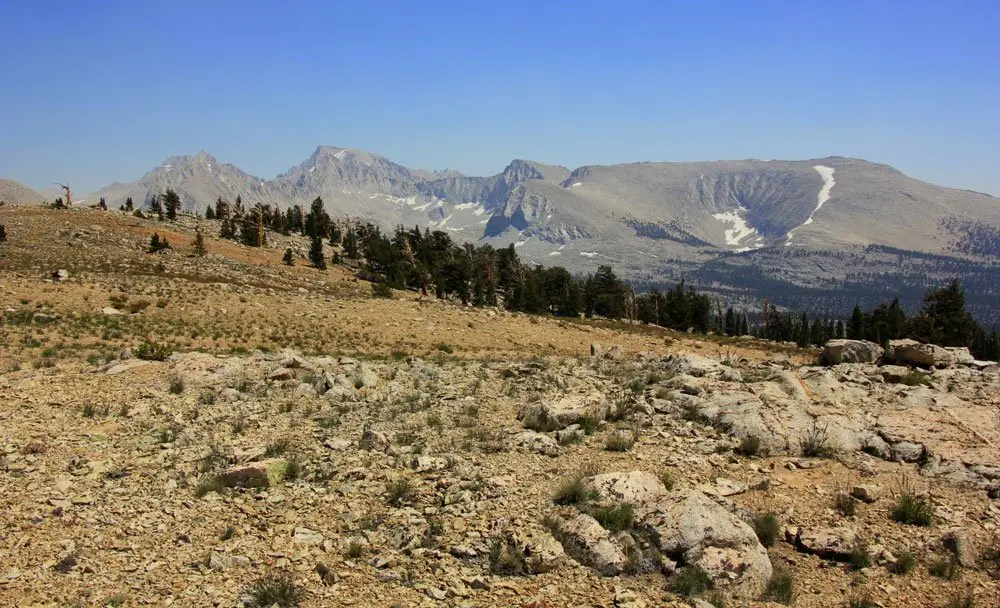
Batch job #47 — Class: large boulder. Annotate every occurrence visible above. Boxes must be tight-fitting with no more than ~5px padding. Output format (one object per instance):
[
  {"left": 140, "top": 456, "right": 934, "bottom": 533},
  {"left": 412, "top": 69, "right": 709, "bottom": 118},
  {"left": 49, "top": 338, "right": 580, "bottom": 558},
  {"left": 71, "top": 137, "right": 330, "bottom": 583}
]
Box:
[
  {"left": 518, "top": 392, "right": 605, "bottom": 431},
  {"left": 552, "top": 513, "right": 628, "bottom": 576},
  {"left": 588, "top": 471, "right": 668, "bottom": 505},
  {"left": 887, "top": 339, "right": 965, "bottom": 368},
  {"left": 636, "top": 490, "right": 772, "bottom": 600},
  {"left": 792, "top": 526, "right": 858, "bottom": 561},
  {"left": 822, "top": 339, "right": 884, "bottom": 364}
]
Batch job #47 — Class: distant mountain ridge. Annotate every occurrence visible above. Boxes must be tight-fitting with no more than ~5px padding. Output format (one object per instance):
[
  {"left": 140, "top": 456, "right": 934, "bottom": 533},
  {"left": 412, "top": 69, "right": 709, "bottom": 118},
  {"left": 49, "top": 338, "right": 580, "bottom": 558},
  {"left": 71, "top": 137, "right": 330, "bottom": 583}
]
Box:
[{"left": 82, "top": 145, "right": 1000, "bottom": 321}]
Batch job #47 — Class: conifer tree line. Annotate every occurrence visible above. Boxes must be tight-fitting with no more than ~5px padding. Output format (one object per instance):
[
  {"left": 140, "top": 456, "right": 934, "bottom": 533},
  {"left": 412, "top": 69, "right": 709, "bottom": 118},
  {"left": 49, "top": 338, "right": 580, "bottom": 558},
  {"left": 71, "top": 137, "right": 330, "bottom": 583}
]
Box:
[{"left": 124, "top": 191, "right": 1000, "bottom": 361}]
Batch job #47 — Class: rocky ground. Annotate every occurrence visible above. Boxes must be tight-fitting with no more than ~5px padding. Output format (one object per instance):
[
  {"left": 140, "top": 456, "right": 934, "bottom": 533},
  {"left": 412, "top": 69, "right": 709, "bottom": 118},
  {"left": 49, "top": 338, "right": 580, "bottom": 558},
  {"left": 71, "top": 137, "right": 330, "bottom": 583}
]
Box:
[{"left": 2, "top": 207, "right": 999, "bottom": 607}]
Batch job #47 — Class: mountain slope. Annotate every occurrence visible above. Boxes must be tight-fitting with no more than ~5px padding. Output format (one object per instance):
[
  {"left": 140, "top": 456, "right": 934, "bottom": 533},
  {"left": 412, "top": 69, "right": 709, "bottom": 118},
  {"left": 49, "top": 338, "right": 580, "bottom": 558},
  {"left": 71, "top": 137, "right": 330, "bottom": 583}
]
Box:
[
  {"left": 92, "top": 152, "right": 275, "bottom": 211},
  {"left": 0, "top": 179, "right": 46, "bottom": 205}
]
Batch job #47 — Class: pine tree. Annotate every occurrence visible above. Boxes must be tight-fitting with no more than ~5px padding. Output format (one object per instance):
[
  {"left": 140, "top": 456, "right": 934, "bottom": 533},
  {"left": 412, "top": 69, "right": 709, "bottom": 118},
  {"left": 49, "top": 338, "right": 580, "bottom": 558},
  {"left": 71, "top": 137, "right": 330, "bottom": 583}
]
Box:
[
  {"left": 148, "top": 233, "right": 171, "bottom": 253},
  {"left": 124, "top": 197, "right": 134, "bottom": 212},
  {"left": 193, "top": 225, "right": 207, "bottom": 257},
  {"left": 847, "top": 304, "right": 865, "bottom": 340},
  {"left": 162, "top": 188, "right": 181, "bottom": 220},
  {"left": 205, "top": 203, "right": 216, "bottom": 220},
  {"left": 0, "top": 223, "right": 6, "bottom": 243},
  {"left": 309, "top": 236, "right": 326, "bottom": 269},
  {"left": 343, "top": 228, "right": 360, "bottom": 259},
  {"left": 98, "top": 197, "right": 107, "bottom": 210},
  {"left": 283, "top": 247, "right": 294, "bottom": 266},
  {"left": 796, "top": 313, "right": 810, "bottom": 347},
  {"left": 724, "top": 307, "right": 736, "bottom": 336}
]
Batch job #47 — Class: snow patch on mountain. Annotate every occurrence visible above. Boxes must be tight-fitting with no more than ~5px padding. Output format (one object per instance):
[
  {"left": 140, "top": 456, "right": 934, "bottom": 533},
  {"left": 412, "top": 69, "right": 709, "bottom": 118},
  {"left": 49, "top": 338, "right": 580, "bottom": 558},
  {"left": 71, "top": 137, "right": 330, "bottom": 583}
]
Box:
[
  {"left": 786, "top": 165, "right": 836, "bottom": 246},
  {"left": 712, "top": 207, "right": 759, "bottom": 247}
]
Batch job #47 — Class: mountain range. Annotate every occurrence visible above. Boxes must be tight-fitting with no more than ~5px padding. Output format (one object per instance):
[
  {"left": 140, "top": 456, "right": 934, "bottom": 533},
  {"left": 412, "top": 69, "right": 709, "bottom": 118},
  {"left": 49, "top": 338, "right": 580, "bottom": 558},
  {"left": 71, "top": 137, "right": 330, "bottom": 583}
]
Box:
[{"left": 7, "top": 146, "right": 1000, "bottom": 320}]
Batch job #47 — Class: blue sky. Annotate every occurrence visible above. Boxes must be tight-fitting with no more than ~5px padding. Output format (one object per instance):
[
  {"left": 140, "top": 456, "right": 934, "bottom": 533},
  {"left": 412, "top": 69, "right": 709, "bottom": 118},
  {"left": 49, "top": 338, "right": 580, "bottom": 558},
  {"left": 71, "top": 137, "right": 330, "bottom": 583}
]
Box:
[{"left": 1, "top": 1, "right": 998, "bottom": 195}]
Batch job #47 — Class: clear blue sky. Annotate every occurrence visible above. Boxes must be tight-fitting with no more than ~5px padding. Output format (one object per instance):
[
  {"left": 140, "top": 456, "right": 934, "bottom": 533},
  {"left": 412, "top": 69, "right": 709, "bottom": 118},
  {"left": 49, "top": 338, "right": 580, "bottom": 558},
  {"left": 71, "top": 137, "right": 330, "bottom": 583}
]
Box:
[{"left": 1, "top": 1, "right": 998, "bottom": 195}]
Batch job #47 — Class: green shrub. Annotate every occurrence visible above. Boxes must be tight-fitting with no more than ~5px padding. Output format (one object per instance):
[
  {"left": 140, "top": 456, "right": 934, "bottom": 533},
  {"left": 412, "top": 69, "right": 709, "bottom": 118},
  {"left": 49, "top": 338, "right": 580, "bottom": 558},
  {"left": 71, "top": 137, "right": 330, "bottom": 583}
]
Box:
[
  {"left": 800, "top": 423, "right": 835, "bottom": 457},
  {"left": 891, "top": 551, "right": 917, "bottom": 575},
  {"left": 386, "top": 477, "right": 415, "bottom": 506},
  {"left": 669, "top": 564, "right": 714, "bottom": 597},
  {"left": 345, "top": 541, "right": 365, "bottom": 559},
  {"left": 900, "top": 371, "right": 932, "bottom": 387},
  {"left": 604, "top": 431, "right": 636, "bottom": 452},
  {"left": 891, "top": 493, "right": 933, "bottom": 526},
  {"left": 848, "top": 590, "right": 877, "bottom": 608},
  {"left": 244, "top": 571, "right": 305, "bottom": 608},
  {"left": 752, "top": 512, "right": 779, "bottom": 547},
  {"left": 835, "top": 491, "right": 857, "bottom": 517},
  {"left": 736, "top": 434, "right": 764, "bottom": 457},
  {"left": 763, "top": 564, "right": 795, "bottom": 605},
  {"left": 168, "top": 375, "right": 185, "bottom": 394},
  {"left": 488, "top": 535, "right": 527, "bottom": 576},
  {"left": 194, "top": 476, "right": 224, "bottom": 498},
  {"left": 849, "top": 539, "right": 871, "bottom": 571},
  {"left": 928, "top": 556, "right": 961, "bottom": 580},
  {"left": 591, "top": 503, "right": 634, "bottom": 533},
  {"left": 553, "top": 474, "right": 597, "bottom": 505},
  {"left": 371, "top": 281, "right": 393, "bottom": 298},
  {"left": 136, "top": 340, "right": 172, "bottom": 361}
]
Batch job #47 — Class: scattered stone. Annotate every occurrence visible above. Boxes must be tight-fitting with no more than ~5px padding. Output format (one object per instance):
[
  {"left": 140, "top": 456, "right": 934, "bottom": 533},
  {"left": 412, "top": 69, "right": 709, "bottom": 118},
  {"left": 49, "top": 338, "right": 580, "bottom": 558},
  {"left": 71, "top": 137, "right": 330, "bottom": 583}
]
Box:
[{"left": 850, "top": 484, "right": 882, "bottom": 503}]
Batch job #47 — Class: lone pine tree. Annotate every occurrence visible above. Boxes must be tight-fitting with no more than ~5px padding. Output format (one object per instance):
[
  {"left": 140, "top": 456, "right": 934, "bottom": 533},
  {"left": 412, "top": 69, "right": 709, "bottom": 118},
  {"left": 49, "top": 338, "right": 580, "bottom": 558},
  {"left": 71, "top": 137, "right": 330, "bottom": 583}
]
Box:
[
  {"left": 193, "top": 226, "right": 207, "bottom": 257},
  {"left": 283, "top": 247, "right": 294, "bottom": 266},
  {"left": 309, "top": 236, "right": 326, "bottom": 269}
]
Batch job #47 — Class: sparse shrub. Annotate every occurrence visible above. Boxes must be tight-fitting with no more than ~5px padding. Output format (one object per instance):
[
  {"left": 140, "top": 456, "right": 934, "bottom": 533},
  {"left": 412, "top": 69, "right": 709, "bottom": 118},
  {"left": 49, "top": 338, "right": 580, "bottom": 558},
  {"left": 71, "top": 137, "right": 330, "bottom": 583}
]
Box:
[
  {"left": 628, "top": 377, "right": 645, "bottom": 394},
  {"left": 736, "top": 434, "right": 764, "bottom": 457},
  {"left": 577, "top": 416, "right": 600, "bottom": 435},
  {"left": 105, "top": 595, "right": 126, "bottom": 608},
  {"left": 660, "top": 471, "right": 675, "bottom": 491},
  {"left": 669, "top": 564, "right": 714, "bottom": 597},
  {"left": 155, "top": 424, "right": 180, "bottom": 443},
  {"left": 891, "top": 551, "right": 917, "bottom": 575},
  {"left": 553, "top": 474, "right": 597, "bottom": 505},
  {"left": 929, "top": 556, "right": 961, "bottom": 580},
  {"left": 752, "top": 512, "right": 779, "bottom": 547},
  {"left": 345, "top": 541, "right": 365, "bottom": 559},
  {"left": 703, "top": 591, "right": 727, "bottom": 608},
  {"left": 891, "top": 492, "right": 933, "bottom": 526},
  {"left": 835, "top": 490, "right": 857, "bottom": 517},
  {"left": 436, "top": 343, "right": 454, "bottom": 354},
  {"left": 849, "top": 539, "right": 871, "bottom": 571},
  {"left": 680, "top": 402, "right": 710, "bottom": 424},
  {"left": 265, "top": 439, "right": 291, "bottom": 457},
  {"left": 488, "top": 535, "right": 527, "bottom": 576},
  {"left": 168, "top": 375, "right": 184, "bottom": 394},
  {"left": 800, "top": 422, "right": 835, "bottom": 457},
  {"left": 231, "top": 417, "right": 247, "bottom": 435},
  {"left": 197, "top": 390, "right": 215, "bottom": 405},
  {"left": 763, "top": 564, "right": 795, "bottom": 605},
  {"left": 135, "top": 340, "right": 172, "bottom": 361},
  {"left": 221, "top": 525, "right": 236, "bottom": 541},
  {"left": 604, "top": 431, "right": 637, "bottom": 452},
  {"left": 590, "top": 503, "right": 634, "bottom": 533},
  {"left": 284, "top": 456, "right": 302, "bottom": 480},
  {"left": 557, "top": 430, "right": 583, "bottom": 445},
  {"left": 371, "top": 281, "right": 393, "bottom": 298},
  {"left": 244, "top": 571, "right": 305, "bottom": 608},
  {"left": 195, "top": 475, "right": 224, "bottom": 498},
  {"left": 944, "top": 588, "right": 976, "bottom": 608},
  {"left": 386, "top": 477, "right": 415, "bottom": 506},
  {"left": 848, "top": 590, "right": 877, "bottom": 608},
  {"left": 900, "top": 371, "right": 932, "bottom": 387}
]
